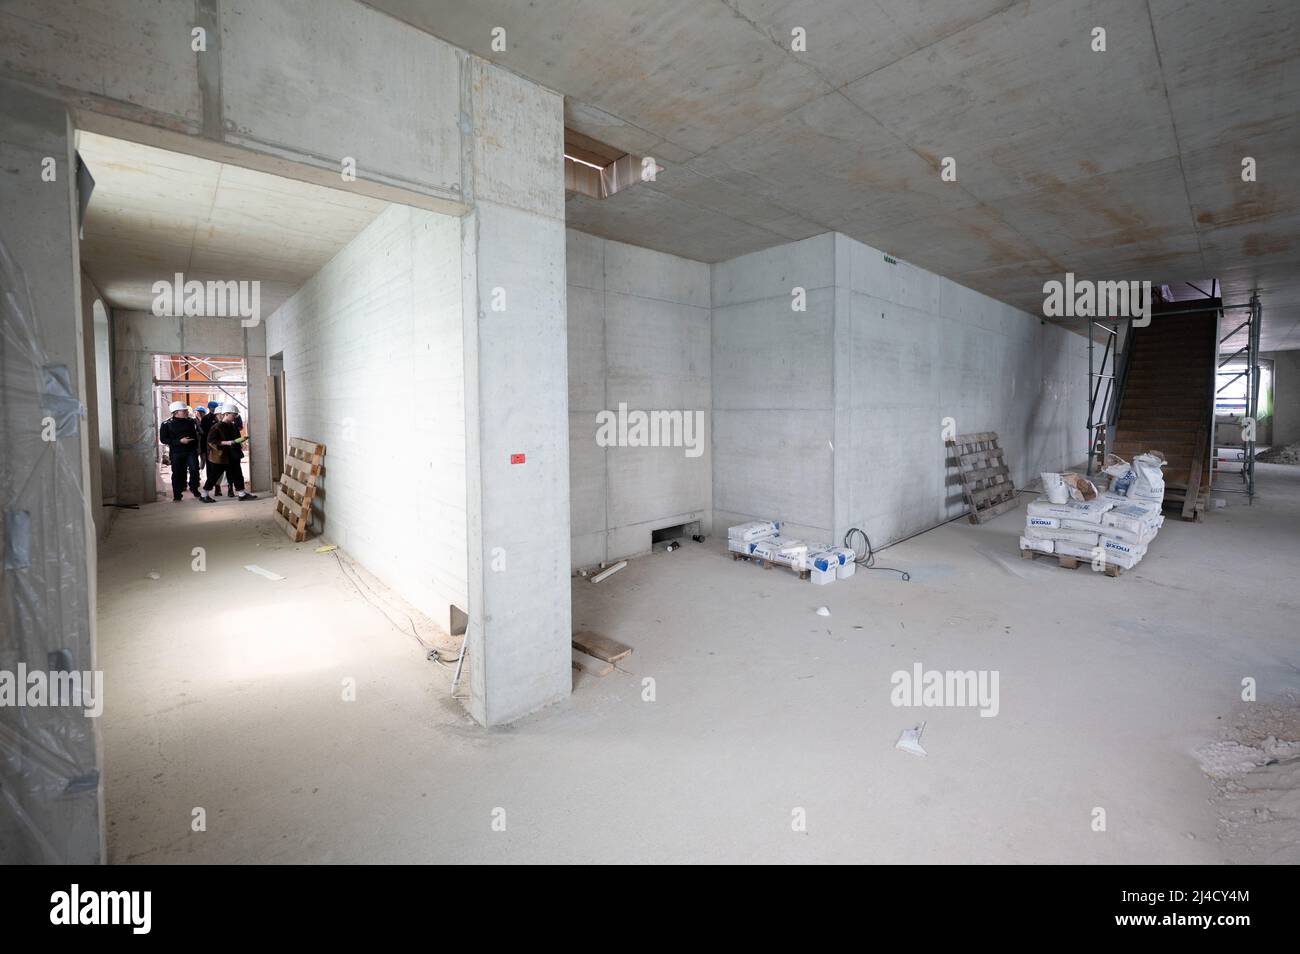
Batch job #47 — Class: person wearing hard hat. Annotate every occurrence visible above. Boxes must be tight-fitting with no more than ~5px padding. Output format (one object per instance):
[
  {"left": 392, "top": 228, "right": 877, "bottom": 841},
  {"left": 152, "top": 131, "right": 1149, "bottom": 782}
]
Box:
[
  {"left": 197, "top": 402, "right": 221, "bottom": 493},
  {"left": 200, "top": 404, "right": 258, "bottom": 503},
  {"left": 158, "top": 401, "right": 202, "bottom": 501}
]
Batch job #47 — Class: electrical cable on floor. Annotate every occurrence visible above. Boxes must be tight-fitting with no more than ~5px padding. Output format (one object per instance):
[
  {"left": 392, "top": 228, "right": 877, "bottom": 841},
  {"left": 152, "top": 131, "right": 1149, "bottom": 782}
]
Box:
[
  {"left": 843, "top": 527, "right": 910, "bottom": 581},
  {"left": 330, "top": 549, "right": 462, "bottom": 667}
]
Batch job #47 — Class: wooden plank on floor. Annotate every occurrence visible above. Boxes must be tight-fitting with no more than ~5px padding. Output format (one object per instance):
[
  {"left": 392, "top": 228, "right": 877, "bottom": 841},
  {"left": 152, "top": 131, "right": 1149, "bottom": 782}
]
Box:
[
  {"left": 572, "top": 630, "right": 632, "bottom": 663},
  {"left": 571, "top": 648, "right": 614, "bottom": 676}
]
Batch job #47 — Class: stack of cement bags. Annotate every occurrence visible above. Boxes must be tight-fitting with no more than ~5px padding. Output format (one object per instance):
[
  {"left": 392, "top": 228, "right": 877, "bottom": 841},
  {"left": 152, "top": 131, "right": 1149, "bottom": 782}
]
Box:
[
  {"left": 727, "top": 521, "right": 856, "bottom": 584},
  {"left": 1020, "top": 489, "right": 1165, "bottom": 571}
]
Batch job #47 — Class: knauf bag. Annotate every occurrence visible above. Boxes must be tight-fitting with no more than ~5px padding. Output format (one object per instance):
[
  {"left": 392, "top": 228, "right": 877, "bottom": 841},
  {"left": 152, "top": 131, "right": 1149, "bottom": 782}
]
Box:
[
  {"left": 1129, "top": 453, "right": 1167, "bottom": 500},
  {"left": 729, "top": 520, "right": 779, "bottom": 543}
]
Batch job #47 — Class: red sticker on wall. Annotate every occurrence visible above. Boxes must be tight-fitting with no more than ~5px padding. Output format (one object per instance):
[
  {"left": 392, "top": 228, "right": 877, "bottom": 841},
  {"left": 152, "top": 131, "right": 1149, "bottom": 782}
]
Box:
[{"left": 510, "top": 453, "right": 526, "bottom": 464}]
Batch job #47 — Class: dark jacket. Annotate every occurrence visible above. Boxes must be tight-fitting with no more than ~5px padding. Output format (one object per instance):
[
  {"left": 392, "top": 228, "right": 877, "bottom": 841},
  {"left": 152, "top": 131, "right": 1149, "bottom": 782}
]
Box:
[
  {"left": 206, "top": 420, "right": 245, "bottom": 463},
  {"left": 159, "top": 417, "right": 201, "bottom": 453}
]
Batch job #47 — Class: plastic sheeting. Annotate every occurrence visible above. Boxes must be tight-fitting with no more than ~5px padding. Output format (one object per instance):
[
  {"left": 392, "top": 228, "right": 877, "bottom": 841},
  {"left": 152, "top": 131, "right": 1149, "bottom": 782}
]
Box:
[{"left": 0, "top": 230, "right": 99, "bottom": 863}]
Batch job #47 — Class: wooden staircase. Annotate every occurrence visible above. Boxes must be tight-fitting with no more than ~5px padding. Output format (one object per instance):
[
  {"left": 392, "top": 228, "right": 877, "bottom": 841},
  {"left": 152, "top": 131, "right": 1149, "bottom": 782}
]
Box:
[{"left": 1110, "top": 303, "right": 1217, "bottom": 520}]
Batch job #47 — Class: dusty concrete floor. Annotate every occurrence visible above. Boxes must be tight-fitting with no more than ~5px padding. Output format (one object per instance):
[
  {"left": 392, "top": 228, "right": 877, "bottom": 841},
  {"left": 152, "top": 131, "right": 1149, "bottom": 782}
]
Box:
[{"left": 98, "top": 466, "right": 1300, "bottom": 863}]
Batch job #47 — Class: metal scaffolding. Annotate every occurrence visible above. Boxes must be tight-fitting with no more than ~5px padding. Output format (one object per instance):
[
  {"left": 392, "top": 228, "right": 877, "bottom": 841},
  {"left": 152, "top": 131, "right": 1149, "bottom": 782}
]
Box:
[
  {"left": 1212, "top": 292, "right": 1262, "bottom": 502},
  {"left": 1086, "top": 315, "right": 1130, "bottom": 477}
]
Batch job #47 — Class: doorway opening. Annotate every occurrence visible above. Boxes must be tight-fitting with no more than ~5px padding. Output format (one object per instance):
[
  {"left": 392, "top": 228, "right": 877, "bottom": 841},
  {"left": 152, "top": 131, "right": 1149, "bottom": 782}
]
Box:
[{"left": 152, "top": 354, "right": 250, "bottom": 495}]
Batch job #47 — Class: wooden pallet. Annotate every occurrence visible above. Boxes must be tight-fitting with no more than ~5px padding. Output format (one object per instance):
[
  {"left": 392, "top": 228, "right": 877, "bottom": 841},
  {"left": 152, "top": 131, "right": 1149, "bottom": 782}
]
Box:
[
  {"left": 730, "top": 551, "right": 812, "bottom": 580},
  {"left": 1019, "top": 548, "right": 1124, "bottom": 578},
  {"left": 948, "top": 432, "right": 1017, "bottom": 524},
  {"left": 273, "top": 437, "right": 325, "bottom": 542}
]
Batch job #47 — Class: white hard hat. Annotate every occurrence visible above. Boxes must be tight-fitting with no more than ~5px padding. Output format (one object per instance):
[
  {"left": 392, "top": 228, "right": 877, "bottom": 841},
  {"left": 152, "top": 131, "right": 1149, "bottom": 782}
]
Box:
[
  {"left": 218, "top": 403, "right": 239, "bottom": 415},
  {"left": 168, "top": 401, "right": 188, "bottom": 413}
]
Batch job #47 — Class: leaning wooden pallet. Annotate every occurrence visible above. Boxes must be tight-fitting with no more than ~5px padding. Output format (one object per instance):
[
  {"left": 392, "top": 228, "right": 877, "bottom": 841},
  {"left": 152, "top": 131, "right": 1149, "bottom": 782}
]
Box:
[
  {"left": 274, "top": 437, "right": 326, "bottom": 542},
  {"left": 947, "top": 431, "right": 1017, "bottom": 524}
]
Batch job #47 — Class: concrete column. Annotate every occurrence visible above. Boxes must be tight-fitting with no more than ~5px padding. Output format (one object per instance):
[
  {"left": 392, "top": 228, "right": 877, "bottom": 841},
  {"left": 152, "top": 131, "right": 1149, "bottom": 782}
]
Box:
[
  {"left": 460, "top": 57, "right": 572, "bottom": 725},
  {"left": 0, "top": 80, "right": 103, "bottom": 863}
]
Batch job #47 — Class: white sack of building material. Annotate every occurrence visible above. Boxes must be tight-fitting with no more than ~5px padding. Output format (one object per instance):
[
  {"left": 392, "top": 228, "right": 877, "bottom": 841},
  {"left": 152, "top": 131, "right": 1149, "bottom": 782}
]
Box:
[
  {"left": 1053, "top": 539, "right": 1098, "bottom": 560},
  {"left": 727, "top": 537, "right": 752, "bottom": 555},
  {"left": 1026, "top": 497, "right": 1114, "bottom": 524},
  {"left": 1020, "top": 535, "right": 1054, "bottom": 554},
  {"left": 1097, "top": 522, "right": 1156, "bottom": 547},
  {"left": 1025, "top": 526, "right": 1100, "bottom": 546},
  {"left": 774, "top": 539, "right": 809, "bottom": 566},
  {"left": 1103, "top": 503, "right": 1163, "bottom": 538},
  {"left": 729, "top": 520, "right": 780, "bottom": 543},
  {"left": 1128, "top": 453, "right": 1167, "bottom": 499},
  {"left": 1060, "top": 517, "right": 1113, "bottom": 533},
  {"left": 1026, "top": 514, "right": 1061, "bottom": 530},
  {"left": 1100, "top": 536, "right": 1147, "bottom": 569},
  {"left": 749, "top": 538, "right": 783, "bottom": 561}
]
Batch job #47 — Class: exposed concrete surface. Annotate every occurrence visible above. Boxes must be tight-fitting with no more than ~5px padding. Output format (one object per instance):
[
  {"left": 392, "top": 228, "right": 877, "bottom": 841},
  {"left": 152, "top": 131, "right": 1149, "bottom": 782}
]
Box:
[
  {"left": 76, "top": 131, "right": 388, "bottom": 315},
  {"left": 265, "top": 204, "right": 466, "bottom": 634},
  {"left": 0, "top": 0, "right": 468, "bottom": 206},
  {"left": 97, "top": 464, "right": 1300, "bottom": 863},
  {"left": 711, "top": 232, "right": 1087, "bottom": 547},
  {"left": 460, "top": 58, "right": 572, "bottom": 726},
  {"left": 365, "top": 0, "right": 1300, "bottom": 348},
  {"left": 567, "top": 230, "right": 712, "bottom": 568}
]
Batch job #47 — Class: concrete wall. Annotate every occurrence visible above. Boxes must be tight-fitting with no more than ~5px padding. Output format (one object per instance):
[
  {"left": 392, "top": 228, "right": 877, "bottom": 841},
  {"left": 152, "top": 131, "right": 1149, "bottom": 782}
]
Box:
[
  {"left": 839, "top": 233, "right": 1086, "bottom": 546},
  {"left": 0, "top": 79, "right": 103, "bottom": 864},
  {"left": 460, "top": 59, "right": 571, "bottom": 726},
  {"left": 0, "top": 0, "right": 467, "bottom": 211},
  {"left": 266, "top": 204, "right": 466, "bottom": 633},
  {"left": 710, "top": 232, "right": 1087, "bottom": 549},
  {"left": 1264, "top": 350, "right": 1300, "bottom": 448},
  {"left": 111, "top": 312, "right": 270, "bottom": 505},
  {"left": 567, "top": 230, "right": 711, "bottom": 569},
  {"left": 712, "top": 234, "right": 839, "bottom": 543}
]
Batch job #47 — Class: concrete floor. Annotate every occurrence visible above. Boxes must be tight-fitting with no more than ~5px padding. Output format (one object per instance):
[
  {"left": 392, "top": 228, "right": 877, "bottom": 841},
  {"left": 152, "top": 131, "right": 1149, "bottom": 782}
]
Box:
[{"left": 98, "top": 466, "right": 1300, "bottom": 863}]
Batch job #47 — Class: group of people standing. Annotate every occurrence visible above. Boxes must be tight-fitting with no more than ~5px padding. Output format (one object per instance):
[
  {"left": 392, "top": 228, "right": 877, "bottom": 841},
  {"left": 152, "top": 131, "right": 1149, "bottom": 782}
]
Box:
[{"left": 158, "top": 400, "right": 258, "bottom": 504}]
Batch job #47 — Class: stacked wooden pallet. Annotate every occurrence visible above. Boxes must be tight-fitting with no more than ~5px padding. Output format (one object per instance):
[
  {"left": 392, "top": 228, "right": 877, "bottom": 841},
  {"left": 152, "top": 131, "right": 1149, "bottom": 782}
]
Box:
[
  {"left": 947, "top": 431, "right": 1017, "bottom": 524},
  {"left": 1111, "top": 308, "right": 1216, "bottom": 521},
  {"left": 273, "top": 437, "right": 325, "bottom": 542}
]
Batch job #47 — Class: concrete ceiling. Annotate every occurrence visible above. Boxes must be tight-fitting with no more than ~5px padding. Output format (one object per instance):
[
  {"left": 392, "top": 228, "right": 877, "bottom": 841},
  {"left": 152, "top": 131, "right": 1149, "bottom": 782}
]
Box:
[
  {"left": 77, "top": 132, "right": 388, "bottom": 315},
  {"left": 366, "top": 0, "right": 1300, "bottom": 349}
]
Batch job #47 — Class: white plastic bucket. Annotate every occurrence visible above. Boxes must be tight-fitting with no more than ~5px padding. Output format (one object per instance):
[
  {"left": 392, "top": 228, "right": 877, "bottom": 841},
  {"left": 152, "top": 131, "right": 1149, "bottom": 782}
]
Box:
[{"left": 1041, "top": 472, "right": 1068, "bottom": 504}]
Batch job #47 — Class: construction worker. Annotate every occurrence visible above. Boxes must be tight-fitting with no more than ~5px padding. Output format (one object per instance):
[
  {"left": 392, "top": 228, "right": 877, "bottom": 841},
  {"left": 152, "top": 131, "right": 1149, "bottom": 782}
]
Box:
[
  {"left": 199, "top": 400, "right": 222, "bottom": 494},
  {"left": 158, "top": 401, "right": 202, "bottom": 501},
  {"left": 199, "top": 404, "right": 258, "bottom": 503},
  {"left": 224, "top": 407, "right": 245, "bottom": 496}
]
